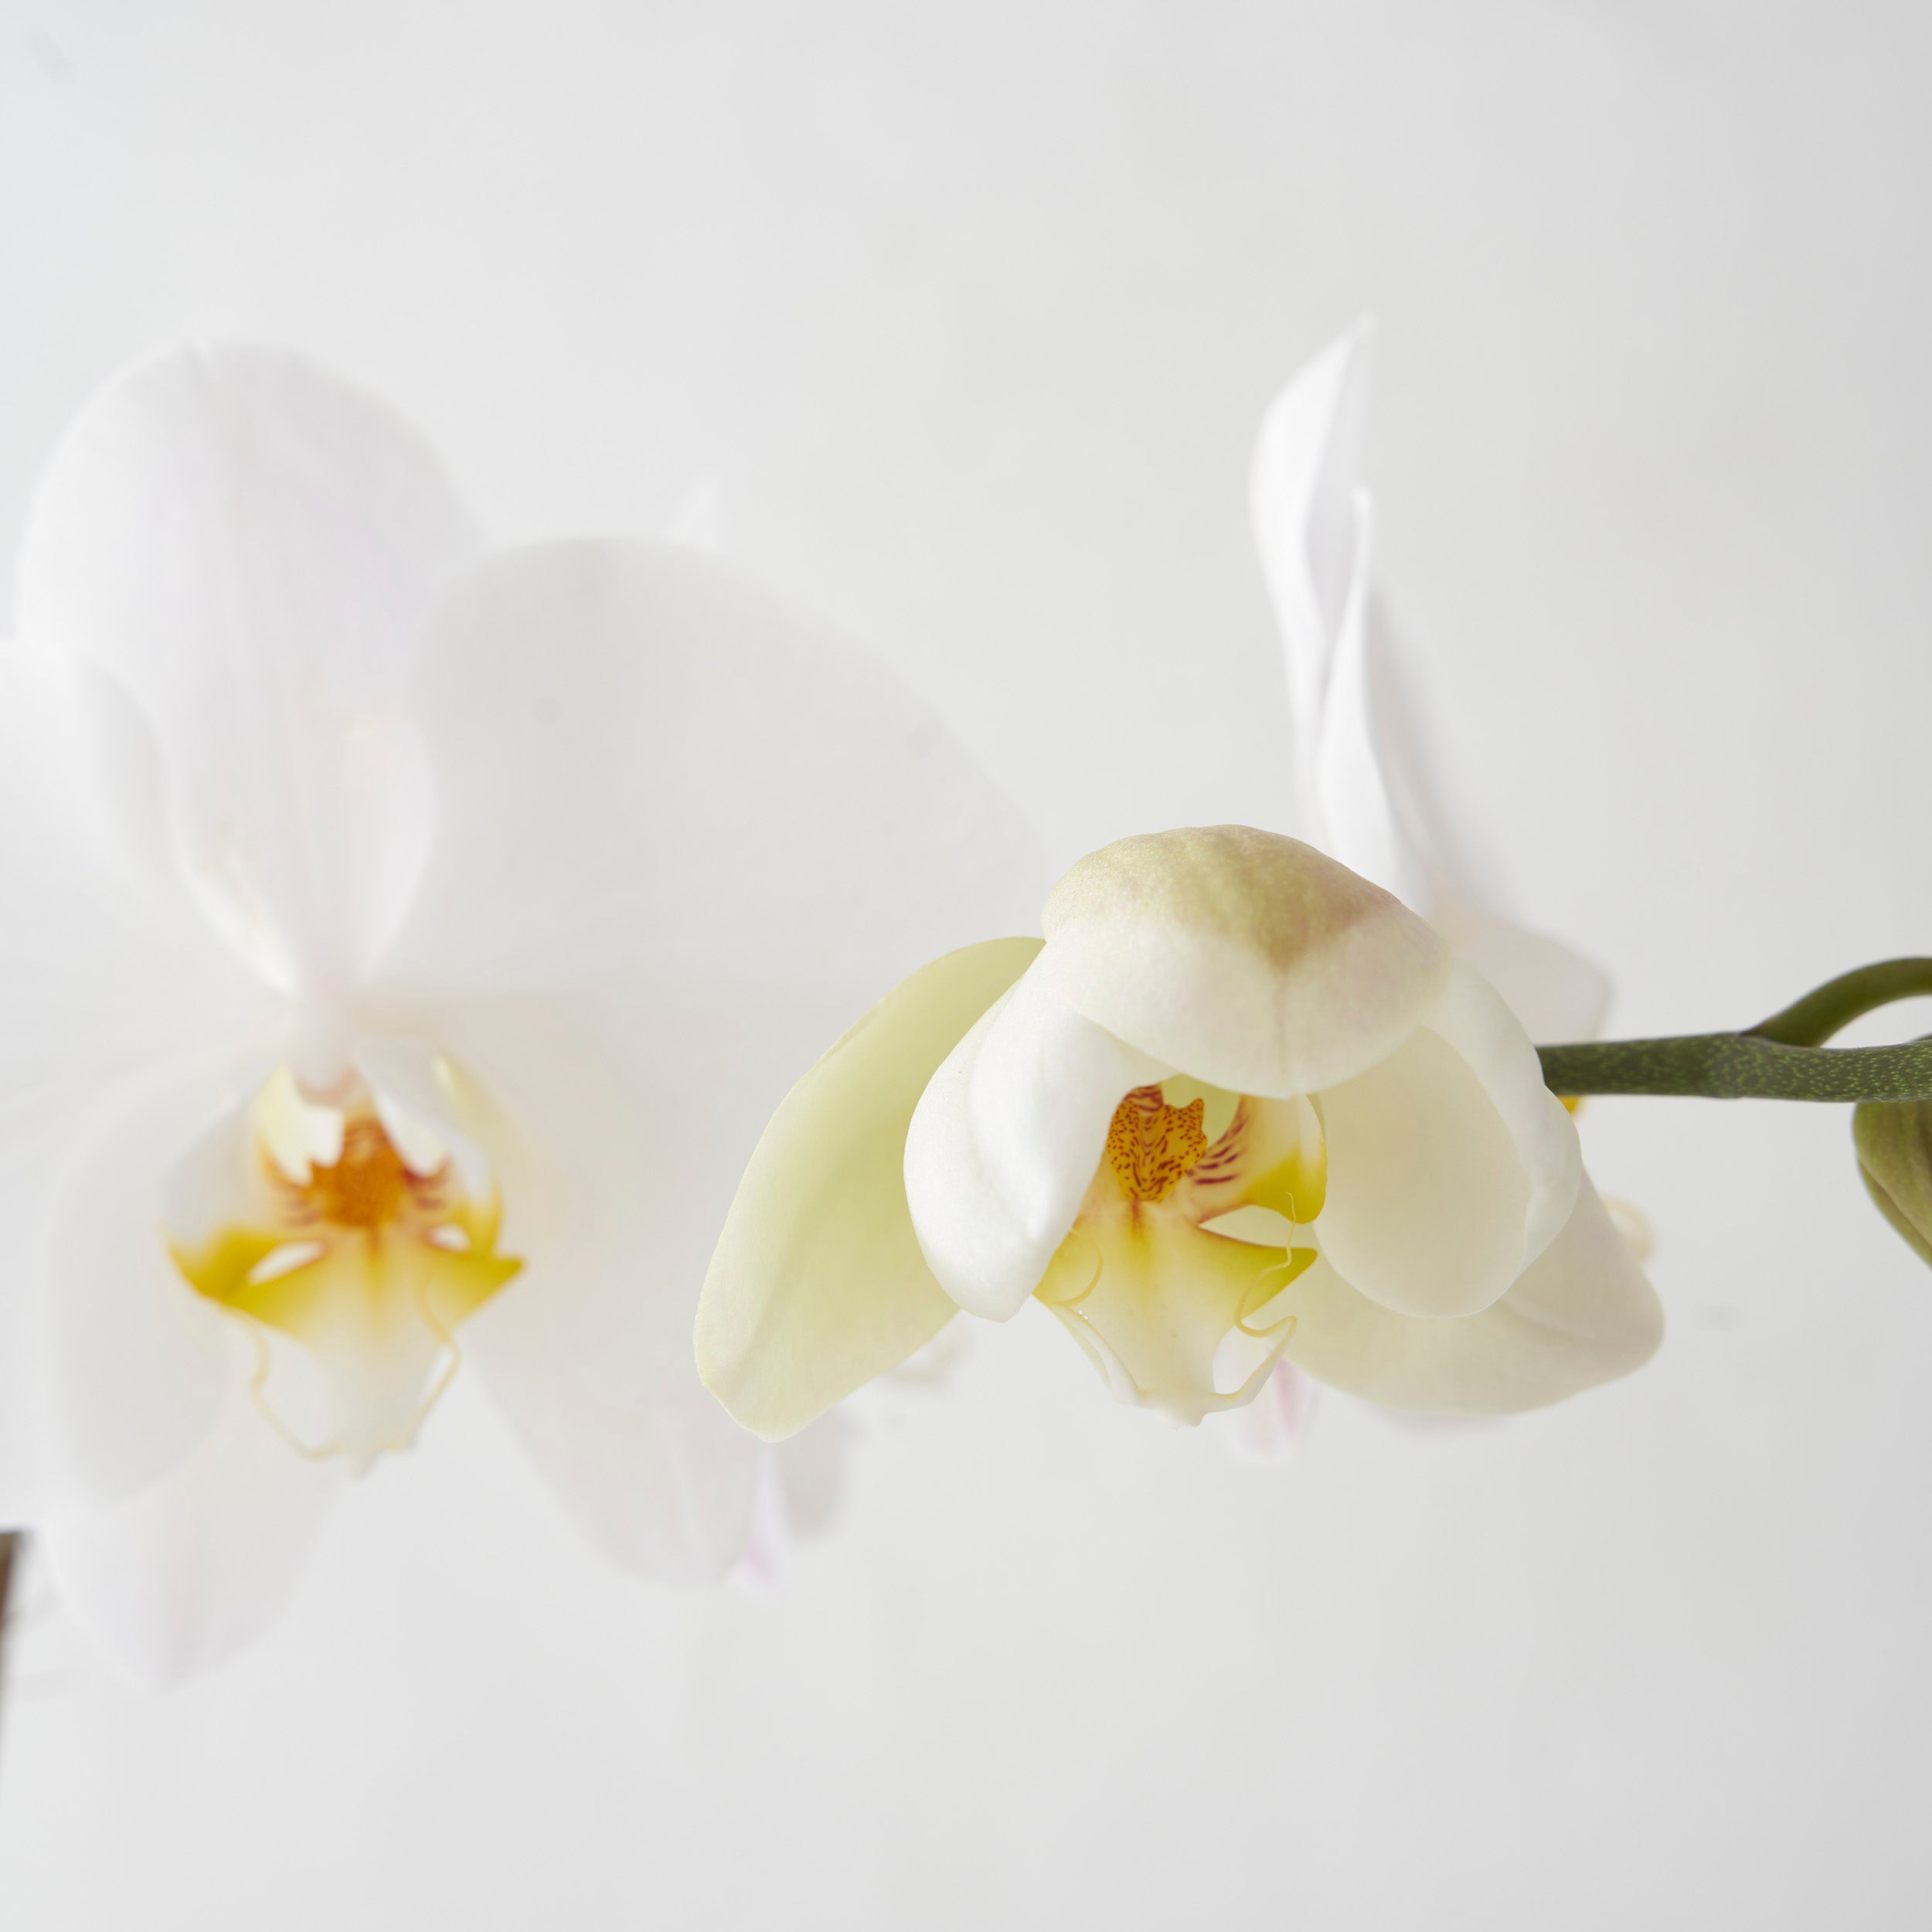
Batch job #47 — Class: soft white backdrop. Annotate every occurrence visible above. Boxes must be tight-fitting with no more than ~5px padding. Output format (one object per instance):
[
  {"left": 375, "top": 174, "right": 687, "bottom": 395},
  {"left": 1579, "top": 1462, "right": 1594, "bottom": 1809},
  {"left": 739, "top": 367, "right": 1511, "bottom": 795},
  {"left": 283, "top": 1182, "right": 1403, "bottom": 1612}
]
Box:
[{"left": 4, "top": 2, "right": 1931, "bottom": 1925}]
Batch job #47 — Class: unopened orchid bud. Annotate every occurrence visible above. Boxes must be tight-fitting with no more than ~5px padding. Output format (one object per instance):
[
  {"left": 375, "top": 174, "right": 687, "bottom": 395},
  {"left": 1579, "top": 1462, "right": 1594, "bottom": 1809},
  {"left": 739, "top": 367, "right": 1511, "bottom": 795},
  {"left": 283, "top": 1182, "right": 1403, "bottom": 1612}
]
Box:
[{"left": 1855, "top": 1099, "right": 1932, "bottom": 1268}]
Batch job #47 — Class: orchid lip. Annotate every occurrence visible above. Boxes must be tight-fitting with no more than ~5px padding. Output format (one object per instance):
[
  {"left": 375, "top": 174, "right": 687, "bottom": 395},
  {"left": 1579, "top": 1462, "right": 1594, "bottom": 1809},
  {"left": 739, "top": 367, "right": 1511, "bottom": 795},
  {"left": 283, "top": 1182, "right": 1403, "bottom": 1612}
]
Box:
[
  {"left": 1031, "top": 1080, "right": 1325, "bottom": 1427},
  {"left": 165, "top": 1063, "right": 522, "bottom": 1473}
]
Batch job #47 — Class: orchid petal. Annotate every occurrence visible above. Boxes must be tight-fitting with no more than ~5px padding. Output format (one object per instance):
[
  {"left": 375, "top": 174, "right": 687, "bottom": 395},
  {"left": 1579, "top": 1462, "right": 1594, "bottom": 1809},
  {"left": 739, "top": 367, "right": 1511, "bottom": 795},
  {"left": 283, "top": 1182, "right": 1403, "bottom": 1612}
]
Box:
[
  {"left": 1421, "top": 960, "right": 1582, "bottom": 1266},
  {"left": 1315, "top": 962, "right": 1578, "bottom": 1321},
  {"left": 1222, "top": 1362, "right": 1318, "bottom": 1461},
  {"left": 37, "top": 1379, "right": 339, "bottom": 1687},
  {"left": 363, "top": 987, "right": 795, "bottom": 1580},
  {"left": 1038, "top": 826, "right": 1451, "bottom": 1100},
  {"left": 1314, "top": 494, "right": 1430, "bottom": 907},
  {"left": 1429, "top": 897, "right": 1612, "bottom": 1046},
  {"left": 15, "top": 343, "right": 482, "bottom": 998},
  {"left": 39, "top": 1053, "right": 269, "bottom": 1509},
  {"left": 390, "top": 539, "right": 1044, "bottom": 997},
  {"left": 1284, "top": 1175, "right": 1663, "bottom": 1413},
  {"left": 1251, "top": 316, "right": 1376, "bottom": 832},
  {"left": 0, "top": 648, "right": 274, "bottom": 1519},
  {"left": 699, "top": 939, "right": 1040, "bottom": 1440},
  {"left": 906, "top": 963, "right": 1166, "bottom": 1322}
]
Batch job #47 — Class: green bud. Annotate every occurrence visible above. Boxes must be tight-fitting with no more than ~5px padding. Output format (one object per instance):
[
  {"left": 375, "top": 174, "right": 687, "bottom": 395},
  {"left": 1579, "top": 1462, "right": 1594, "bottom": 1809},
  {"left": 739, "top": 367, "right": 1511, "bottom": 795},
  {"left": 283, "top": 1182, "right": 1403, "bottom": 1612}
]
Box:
[{"left": 1854, "top": 1099, "right": 1932, "bottom": 1269}]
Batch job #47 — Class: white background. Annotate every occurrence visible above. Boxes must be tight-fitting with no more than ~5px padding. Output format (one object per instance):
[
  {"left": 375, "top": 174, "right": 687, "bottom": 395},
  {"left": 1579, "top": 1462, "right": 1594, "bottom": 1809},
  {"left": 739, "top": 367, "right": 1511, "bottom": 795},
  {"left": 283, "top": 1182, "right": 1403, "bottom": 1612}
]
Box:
[{"left": 4, "top": 2, "right": 1932, "bottom": 1926}]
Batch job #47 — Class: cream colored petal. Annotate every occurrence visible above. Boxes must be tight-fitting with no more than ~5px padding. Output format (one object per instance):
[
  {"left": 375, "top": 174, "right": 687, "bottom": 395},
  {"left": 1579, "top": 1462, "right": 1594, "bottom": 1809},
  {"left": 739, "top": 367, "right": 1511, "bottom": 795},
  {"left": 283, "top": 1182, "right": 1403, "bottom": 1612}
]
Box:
[
  {"left": 699, "top": 939, "right": 1041, "bottom": 1438},
  {"left": 1315, "top": 961, "right": 1579, "bottom": 1320},
  {"left": 1421, "top": 960, "right": 1582, "bottom": 1267},
  {"left": 1038, "top": 826, "right": 1451, "bottom": 1099},
  {"left": 1284, "top": 1174, "right": 1662, "bottom": 1412},
  {"left": 904, "top": 961, "right": 1167, "bottom": 1324}
]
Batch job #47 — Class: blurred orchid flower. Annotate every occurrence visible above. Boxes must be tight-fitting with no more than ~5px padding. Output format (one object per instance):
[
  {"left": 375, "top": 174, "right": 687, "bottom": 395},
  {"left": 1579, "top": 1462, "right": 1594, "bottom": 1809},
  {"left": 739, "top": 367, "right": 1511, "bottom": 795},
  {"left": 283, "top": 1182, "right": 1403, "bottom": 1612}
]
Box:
[
  {"left": 1238, "top": 320, "right": 1616, "bottom": 1454},
  {"left": 0, "top": 345, "right": 1038, "bottom": 1682},
  {"left": 696, "top": 825, "right": 1662, "bottom": 1440}
]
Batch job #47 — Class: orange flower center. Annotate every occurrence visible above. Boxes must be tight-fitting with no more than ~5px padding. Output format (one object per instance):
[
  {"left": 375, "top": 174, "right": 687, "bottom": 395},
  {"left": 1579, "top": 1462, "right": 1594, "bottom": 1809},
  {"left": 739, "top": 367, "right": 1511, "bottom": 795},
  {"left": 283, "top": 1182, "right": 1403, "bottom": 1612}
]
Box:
[{"left": 1104, "top": 1086, "right": 1209, "bottom": 1204}]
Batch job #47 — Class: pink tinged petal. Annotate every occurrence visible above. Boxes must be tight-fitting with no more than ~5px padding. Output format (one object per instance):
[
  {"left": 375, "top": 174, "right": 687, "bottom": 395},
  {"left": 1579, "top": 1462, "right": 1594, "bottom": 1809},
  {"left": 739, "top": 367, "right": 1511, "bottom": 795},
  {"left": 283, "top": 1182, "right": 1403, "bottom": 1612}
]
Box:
[
  {"left": 14, "top": 343, "right": 482, "bottom": 998},
  {"left": 905, "top": 966, "right": 1167, "bottom": 1322},
  {"left": 37, "top": 1381, "right": 340, "bottom": 1687},
  {"left": 389, "top": 538, "right": 1046, "bottom": 998},
  {"left": 1222, "top": 1361, "right": 1318, "bottom": 1462},
  {"left": 728, "top": 1451, "right": 793, "bottom": 1594},
  {"left": 726, "top": 1422, "right": 851, "bottom": 1594}
]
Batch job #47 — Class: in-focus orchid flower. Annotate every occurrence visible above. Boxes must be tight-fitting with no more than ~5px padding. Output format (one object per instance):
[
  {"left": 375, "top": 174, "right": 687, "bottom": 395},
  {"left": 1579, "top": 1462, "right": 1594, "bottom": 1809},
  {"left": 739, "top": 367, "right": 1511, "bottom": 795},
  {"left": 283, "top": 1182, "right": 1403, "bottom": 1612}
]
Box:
[
  {"left": 696, "top": 825, "right": 1662, "bottom": 1439},
  {"left": 1240, "top": 320, "right": 1623, "bottom": 1452},
  {"left": 0, "top": 345, "right": 1038, "bottom": 1682}
]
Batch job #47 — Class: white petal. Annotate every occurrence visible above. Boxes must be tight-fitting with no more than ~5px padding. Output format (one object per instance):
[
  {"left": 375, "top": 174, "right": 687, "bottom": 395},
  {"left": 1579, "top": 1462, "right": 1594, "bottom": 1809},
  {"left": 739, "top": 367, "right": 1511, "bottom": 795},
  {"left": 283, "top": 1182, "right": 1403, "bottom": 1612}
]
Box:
[
  {"left": 1252, "top": 316, "right": 1377, "bottom": 832},
  {"left": 38, "top": 1375, "right": 339, "bottom": 1687},
  {"left": 359, "top": 985, "right": 804, "bottom": 1580},
  {"left": 1429, "top": 896, "right": 1611, "bottom": 1045},
  {"left": 15, "top": 343, "right": 482, "bottom": 998},
  {"left": 0, "top": 652, "right": 277, "bottom": 1520},
  {"left": 0, "top": 645, "right": 274, "bottom": 1145},
  {"left": 389, "top": 539, "right": 1045, "bottom": 996},
  {"left": 905, "top": 965, "right": 1166, "bottom": 1321},
  {"left": 1284, "top": 1175, "right": 1664, "bottom": 1413},
  {"left": 1313, "top": 495, "right": 1430, "bottom": 907},
  {"left": 39, "top": 1051, "right": 271, "bottom": 1509},
  {"left": 1039, "top": 826, "right": 1451, "bottom": 1100},
  {"left": 1315, "top": 962, "right": 1579, "bottom": 1320}
]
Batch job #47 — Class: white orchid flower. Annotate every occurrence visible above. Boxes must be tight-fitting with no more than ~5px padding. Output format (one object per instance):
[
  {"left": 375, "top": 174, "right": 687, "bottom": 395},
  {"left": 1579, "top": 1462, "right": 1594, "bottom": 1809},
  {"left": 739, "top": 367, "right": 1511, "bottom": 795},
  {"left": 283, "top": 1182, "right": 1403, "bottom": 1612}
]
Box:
[
  {"left": 0, "top": 344, "right": 1037, "bottom": 1683},
  {"left": 1253, "top": 318, "right": 1610, "bottom": 1043},
  {"left": 696, "top": 825, "right": 1662, "bottom": 1439},
  {"left": 1240, "top": 320, "right": 1621, "bottom": 1453}
]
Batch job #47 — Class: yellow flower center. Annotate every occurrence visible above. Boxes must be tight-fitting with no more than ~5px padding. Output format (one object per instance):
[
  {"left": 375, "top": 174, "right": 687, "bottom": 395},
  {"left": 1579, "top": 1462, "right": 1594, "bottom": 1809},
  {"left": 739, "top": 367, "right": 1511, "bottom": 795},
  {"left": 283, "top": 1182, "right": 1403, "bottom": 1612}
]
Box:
[
  {"left": 1035, "top": 1079, "right": 1327, "bottom": 1423},
  {"left": 168, "top": 1068, "right": 522, "bottom": 1470}
]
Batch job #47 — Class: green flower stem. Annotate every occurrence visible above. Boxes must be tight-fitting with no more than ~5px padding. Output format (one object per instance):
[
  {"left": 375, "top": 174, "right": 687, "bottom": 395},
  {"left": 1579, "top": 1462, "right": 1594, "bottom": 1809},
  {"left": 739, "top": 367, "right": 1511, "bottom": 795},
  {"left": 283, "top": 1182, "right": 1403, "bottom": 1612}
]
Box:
[
  {"left": 1746, "top": 957, "right": 1932, "bottom": 1048},
  {"left": 1537, "top": 958, "right": 1932, "bottom": 1102}
]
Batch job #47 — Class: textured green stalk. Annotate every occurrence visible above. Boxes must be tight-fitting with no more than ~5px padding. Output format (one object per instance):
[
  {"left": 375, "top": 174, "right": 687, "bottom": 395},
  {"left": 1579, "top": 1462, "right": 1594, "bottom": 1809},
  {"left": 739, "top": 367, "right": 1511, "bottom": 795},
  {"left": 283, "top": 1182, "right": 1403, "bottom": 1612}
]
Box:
[
  {"left": 1537, "top": 959, "right": 1932, "bottom": 1102},
  {"left": 1747, "top": 958, "right": 1932, "bottom": 1048}
]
